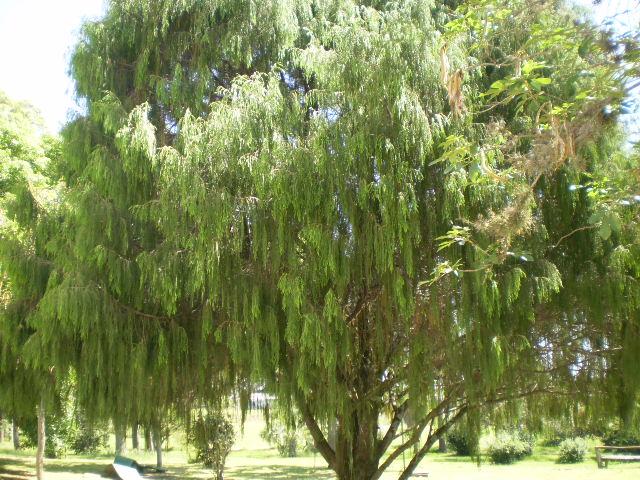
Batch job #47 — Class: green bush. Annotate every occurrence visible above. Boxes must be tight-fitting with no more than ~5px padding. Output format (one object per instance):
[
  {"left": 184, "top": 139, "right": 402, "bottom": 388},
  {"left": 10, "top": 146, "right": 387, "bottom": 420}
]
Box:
[
  {"left": 516, "top": 430, "right": 536, "bottom": 453},
  {"left": 188, "top": 413, "right": 235, "bottom": 480},
  {"left": 260, "top": 424, "right": 315, "bottom": 457},
  {"left": 487, "top": 433, "right": 532, "bottom": 464},
  {"left": 557, "top": 437, "right": 587, "bottom": 463},
  {"left": 542, "top": 429, "right": 568, "bottom": 447},
  {"left": 70, "top": 420, "right": 108, "bottom": 454},
  {"left": 275, "top": 429, "right": 299, "bottom": 457},
  {"left": 447, "top": 429, "right": 477, "bottom": 456},
  {"left": 20, "top": 412, "right": 76, "bottom": 459},
  {"left": 602, "top": 429, "right": 640, "bottom": 446},
  {"left": 542, "top": 424, "right": 601, "bottom": 447}
]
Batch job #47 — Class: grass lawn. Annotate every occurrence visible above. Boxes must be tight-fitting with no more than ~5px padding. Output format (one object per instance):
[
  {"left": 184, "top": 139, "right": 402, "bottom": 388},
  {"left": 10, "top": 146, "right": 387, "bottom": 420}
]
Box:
[{"left": 1, "top": 413, "right": 638, "bottom": 479}]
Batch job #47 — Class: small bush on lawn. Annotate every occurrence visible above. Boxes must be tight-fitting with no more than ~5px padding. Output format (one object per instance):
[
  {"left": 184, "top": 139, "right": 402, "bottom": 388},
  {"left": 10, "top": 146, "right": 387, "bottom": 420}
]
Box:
[
  {"left": 261, "top": 426, "right": 300, "bottom": 457},
  {"left": 542, "top": 423, "right": 600, "bottom": 447},
  {"left": 542, "top": 428, "right": 569, "bottom": 447},
  {"left": 602, "top": 429, "right": 640, "bottom": 446},
  {"left": 188, "top": 412, "right": 235, "bottom": 480},
  {"left": 70, "top": 415, "right": 109, "bottom": 454},
  {"left": 558, "top": 437, "right": 587, "bottom": 463},
  {"left": 487, "top": 433, "right": 532, "bottom": 464},
  {"left": 20, "top": 412, "right": 76, "bottom": 459},
  {"left": 260, "top": 424, "right": 315, "bottom": 457},
  {"left": 447, "top": 429, "right": 477, "bottom": 456},
  {"left": 515, "top": 430, "right": 536, "bottom": 455}
]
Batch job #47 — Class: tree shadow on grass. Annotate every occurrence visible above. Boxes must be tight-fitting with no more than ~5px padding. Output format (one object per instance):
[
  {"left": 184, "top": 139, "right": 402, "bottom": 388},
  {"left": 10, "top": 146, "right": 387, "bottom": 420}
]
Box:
[
  {"left": 225, "top": 465, "right": 335, "bottom": 479},
  {"left": 43, "top": 461, "right": 110, "bottom": 476},
  {"left": 0, "top": 456, "right": 31, "bottom": 480},
  {"left": 152, "top": 463, "right": 335, "bottom": 480}
]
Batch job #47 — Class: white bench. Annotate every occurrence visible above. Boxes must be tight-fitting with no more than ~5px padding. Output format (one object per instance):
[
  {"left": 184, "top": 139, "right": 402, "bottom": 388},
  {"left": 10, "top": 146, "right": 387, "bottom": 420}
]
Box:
[{"left": 595, "top": 445, "right": 640, "bottom": 468}]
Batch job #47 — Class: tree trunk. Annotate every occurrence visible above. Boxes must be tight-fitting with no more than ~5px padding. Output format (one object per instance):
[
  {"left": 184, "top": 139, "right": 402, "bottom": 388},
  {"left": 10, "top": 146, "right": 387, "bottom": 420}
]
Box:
[
  {"left": 36, "top": 400, "right": 45, "bottom": 480},
  {"left": 131, "top": 423, "right": 139, "bottom": 450},
  {"left": 333, "top": 413, "right": 379, "bottom": 480},
  {"left": 12, "top": 419, "right": 20, "bottom": 450},
  {"left": 144, "top": 425, "right": 153, "bottom": 451},
  {"left": 115, "top": 425, "right": 127, "bottom": 455},
  {"left": 437, "top": 410, "right": 448, "bottom": 453},
  {"left": 0, "top": 414, "right": 5, "bottom": 443},
  {"left": 151, "top": 425, "right": 163, "bottom": 469},
  {"left": 301, "top": 401, "right": 381, "bottom": 480},
  {"left": 328, "top": 418, "right": 337, "bottom": 450},
  {"left": 438, "top": 435, "right": 447, "bottom": 453}
]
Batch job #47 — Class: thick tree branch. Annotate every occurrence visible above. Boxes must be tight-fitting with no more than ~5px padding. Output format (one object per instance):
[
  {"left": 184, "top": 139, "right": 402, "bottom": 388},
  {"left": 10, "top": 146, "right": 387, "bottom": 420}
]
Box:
[
  {"left": 374, "top": 400, "right": 408, "bottom": 461},
  {"left": 397, "top": 406, "right": 468, "bottom": 480},
  {"left": 295, "top": 391, "right": 336, "bottom": 469},
  {"left": 372, "top": 392, "right": 458, "bottom": 480}
]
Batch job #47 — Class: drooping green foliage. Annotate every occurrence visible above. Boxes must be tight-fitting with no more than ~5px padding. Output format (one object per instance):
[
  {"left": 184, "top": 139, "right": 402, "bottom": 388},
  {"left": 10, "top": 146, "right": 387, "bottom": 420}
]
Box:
[
  {"left": 15, "top": 1, "right": 640, "bottom": 480},
  {"left": 143, "top": 2, "right": 637, "bottom": 477},
  {"left": 0, "top": 91, "right": 61, "bottom": 421}
]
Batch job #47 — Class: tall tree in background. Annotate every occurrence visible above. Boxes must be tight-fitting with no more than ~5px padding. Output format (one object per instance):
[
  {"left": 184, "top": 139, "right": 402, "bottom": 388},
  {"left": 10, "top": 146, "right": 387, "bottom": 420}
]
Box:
[
  {"left": 30, "top": 0, "right": 249, "bottom": 432},
  {"left": 0, "top": 91, "right": 63, "bottom": 479},
  {"left": 23, "top": 1, "right": 640, "bottom": 480}
]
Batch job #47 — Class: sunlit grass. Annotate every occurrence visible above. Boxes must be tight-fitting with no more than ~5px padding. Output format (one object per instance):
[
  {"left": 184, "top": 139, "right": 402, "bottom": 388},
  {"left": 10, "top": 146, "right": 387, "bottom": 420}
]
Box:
[{"left": 1, "top": 414, "right": 639, "bottom": 480}]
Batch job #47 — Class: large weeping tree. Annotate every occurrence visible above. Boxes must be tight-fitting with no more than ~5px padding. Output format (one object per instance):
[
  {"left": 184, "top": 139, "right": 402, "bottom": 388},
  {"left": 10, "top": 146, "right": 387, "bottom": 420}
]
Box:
[
  {"left": 31, "top": 1, "right": 639, "bottom": 480},
  {"left": 148, "top": 2, "right": 639, "bottom": 479}
]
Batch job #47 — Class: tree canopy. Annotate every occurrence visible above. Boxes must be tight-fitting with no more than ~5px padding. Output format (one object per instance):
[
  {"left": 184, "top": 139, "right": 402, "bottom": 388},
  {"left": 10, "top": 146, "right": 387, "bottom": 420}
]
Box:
[
  {"left": 0, "top": 91, "right": 61, "bottom": 423},
  {"left": 0, "top": 1, "right": 639, "bottom": 480}
]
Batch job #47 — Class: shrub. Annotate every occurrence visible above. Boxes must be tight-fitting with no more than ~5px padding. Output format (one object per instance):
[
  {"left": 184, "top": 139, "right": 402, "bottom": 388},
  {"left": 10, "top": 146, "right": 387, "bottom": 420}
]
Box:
[
  {"left": 188, "top": 413, "right": 235, "bottom": 480},
  {"left": 487, "top": 433, "right": 532, "bottom": 464},
  {"left": 602, "top": 429, "right": 640, "bottom": 447},
  {"left": 20, "top": 412, "right": 76, "bottom": 459},
  {"left": 512, "top": 430, "right": 535, "bottom": 456},
  {"left": 558, "top": 437, "right": 587, "bottom": 463},
  {"left": 260, "top": 424, "right": 314, "bottom": 457},
  {"left": 70, "top": 420, "right": 108, "bottom": 454},
  {"left": 542, "top": 429, "right": 568, "bottom": 447},
  {"left": 542, "top": 424, "right": 600, "bottom": 447},
  {"left": 276, "top": 430, "right": 299, "bottom": 457},
  {"left": 447, "top": 429, "right": 477, "bottom": 456}
]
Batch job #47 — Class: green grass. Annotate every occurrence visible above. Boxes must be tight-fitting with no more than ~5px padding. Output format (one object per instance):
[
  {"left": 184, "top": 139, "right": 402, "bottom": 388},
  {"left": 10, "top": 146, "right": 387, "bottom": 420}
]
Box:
[{"left": 1, "top": 414, "right": 639, "bottom": 479}]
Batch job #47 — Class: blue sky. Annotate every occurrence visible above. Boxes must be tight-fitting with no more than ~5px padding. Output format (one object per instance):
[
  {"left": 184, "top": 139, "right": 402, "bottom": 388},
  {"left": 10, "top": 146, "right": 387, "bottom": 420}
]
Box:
[{"left": 0, "top": 0, "right": 637, "bottom": 134}]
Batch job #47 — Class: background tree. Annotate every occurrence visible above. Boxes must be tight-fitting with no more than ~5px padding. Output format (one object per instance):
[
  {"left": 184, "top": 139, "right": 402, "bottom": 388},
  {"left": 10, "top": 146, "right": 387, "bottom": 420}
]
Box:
[
  {"left": 0, "top": 90, "right": 64, "bottom": 479},
  {"left": 29, "top": 0, "right": 245, "bottom": 437}
]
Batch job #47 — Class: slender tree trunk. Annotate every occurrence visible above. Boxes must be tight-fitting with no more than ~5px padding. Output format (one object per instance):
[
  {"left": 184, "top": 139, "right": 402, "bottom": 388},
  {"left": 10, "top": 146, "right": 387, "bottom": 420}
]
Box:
[
  {"left": 115, "top": 425, "right": 127, "bottom": 455},
  {"left": 151, "top": 425, "right": 163, "bottom": 469},
  {"left": 12, "top": 419, "right": 20, "bottom": 450},
  {"left": 0, "top": 414, "right": 5, "bottom": 443},
  {"left": 131, "top": 423, "right": 139, "bottom": 450},
  {"left": 436, "top": 380, "right": 447, "bottom": 453},
  {"left": 328, "top": 418, "right": 337, "bottom": 450},
  {"left": 144, "top": 425, "right": 153, "bottom": 451},
  {"left": 617, "top": 320, "right": 635, "bottom": 431},
  {"left": 36, "top": 400, "right": 45, "bottom": 480},
  {"left": 438, "top": 435, "right": 447, "bottom": 453}
]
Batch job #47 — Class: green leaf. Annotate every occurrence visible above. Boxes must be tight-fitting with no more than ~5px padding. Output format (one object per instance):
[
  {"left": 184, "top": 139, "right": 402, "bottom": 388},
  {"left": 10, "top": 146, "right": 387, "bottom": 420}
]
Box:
[
  {"left": 531, "top": 77, "right": 552, "bottom": 88},
  {"left": 598, "top": 222, "right": 611, "bottom": 240},
  {"left": 522, "top": 60, "right": 546, "bottom": 75}
]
